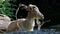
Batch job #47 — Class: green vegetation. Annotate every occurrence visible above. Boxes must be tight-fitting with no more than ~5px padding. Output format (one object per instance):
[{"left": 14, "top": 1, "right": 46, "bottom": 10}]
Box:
[{"left": 0, "top": 0, "right": 16, "bottom": 20}]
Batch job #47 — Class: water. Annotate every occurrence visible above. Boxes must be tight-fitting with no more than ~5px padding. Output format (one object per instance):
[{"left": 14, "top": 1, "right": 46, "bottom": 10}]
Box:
[{"left": 0, "top": 29, "right": 60, "bottom": 34}]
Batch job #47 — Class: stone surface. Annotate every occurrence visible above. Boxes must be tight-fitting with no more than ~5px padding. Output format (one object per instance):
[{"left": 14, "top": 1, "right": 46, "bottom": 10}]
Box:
[{"left": 0, "top": 29, "right": 60, "bottom": 34}]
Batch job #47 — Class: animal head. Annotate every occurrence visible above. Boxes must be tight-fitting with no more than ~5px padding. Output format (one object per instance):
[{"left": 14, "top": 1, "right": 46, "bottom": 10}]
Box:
[
  {"left": 27, "top": 4, "right": 44, "bottom": 19},
  {"left": 0, "top": 14, "right": 11, "bottom": 21}
]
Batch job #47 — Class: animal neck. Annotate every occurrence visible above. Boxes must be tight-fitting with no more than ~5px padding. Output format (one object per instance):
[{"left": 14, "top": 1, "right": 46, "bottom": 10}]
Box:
[
  {"left": 26, "top": 12, "right": 35, "bottom": 19},
  {"left": 26, "top": 16, "right": 35, "bottom": 31},
  {"left": 25, "top": 12, "right": 35, "bottom": 30}
]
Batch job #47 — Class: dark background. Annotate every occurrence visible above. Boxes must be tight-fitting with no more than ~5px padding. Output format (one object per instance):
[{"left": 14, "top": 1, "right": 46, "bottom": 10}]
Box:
[{"left": 14, "top": 0, "right": 60, "bottom": 28}]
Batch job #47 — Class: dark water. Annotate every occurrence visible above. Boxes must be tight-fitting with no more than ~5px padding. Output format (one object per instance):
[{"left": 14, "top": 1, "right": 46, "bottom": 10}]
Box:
[{"left": 0, "top": 29, "right": 60, "bottom": 34}]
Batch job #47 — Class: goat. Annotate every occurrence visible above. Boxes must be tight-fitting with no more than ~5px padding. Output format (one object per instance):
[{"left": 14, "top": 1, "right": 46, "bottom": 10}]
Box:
[
  {"left": 0, "top": 14, "right": 11, "bottom": 32},
  {"left": 27, "top": 4, "right": 44, "bottom": 30},
  {"left": 0, "top": 14, "right": 11, "bottom": 21},
  {"left": 6, "top": 4, "right": 44, "bottom": 32}
]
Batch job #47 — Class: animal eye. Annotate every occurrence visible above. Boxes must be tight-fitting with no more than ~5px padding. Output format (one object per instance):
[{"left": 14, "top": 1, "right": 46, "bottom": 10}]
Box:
[{"left": 33, "top": 7, "right": 35, "bottom": 8}]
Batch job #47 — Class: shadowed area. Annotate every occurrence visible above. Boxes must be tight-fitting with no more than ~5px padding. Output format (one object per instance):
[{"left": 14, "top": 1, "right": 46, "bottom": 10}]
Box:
[{"left": 15, "top": 0, "right": 60, "bottom": 28}]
